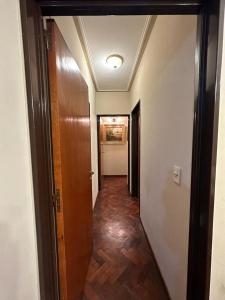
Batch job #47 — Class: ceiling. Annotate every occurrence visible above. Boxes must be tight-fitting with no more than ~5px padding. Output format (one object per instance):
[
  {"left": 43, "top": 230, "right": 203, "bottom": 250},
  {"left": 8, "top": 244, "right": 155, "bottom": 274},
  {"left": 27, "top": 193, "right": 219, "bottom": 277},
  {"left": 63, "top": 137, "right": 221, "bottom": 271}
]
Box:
[{"left": 76, "top": 16, "right": 152, "bottom": 92}]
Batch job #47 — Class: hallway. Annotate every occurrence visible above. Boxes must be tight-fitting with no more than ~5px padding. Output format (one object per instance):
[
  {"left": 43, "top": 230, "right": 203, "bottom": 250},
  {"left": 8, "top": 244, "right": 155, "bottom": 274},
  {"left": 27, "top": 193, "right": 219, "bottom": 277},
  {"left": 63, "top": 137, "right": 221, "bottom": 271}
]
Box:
[{"left": 83, "top": 177, "right": 169, "bottom": 300}]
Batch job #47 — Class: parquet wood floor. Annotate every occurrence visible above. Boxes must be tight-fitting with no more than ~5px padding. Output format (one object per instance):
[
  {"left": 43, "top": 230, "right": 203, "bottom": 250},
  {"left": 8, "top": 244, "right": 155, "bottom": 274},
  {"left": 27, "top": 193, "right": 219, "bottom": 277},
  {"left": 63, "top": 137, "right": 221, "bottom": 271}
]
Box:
[{"left": 82, "top": 176, "right": 170, "bottom": 300}]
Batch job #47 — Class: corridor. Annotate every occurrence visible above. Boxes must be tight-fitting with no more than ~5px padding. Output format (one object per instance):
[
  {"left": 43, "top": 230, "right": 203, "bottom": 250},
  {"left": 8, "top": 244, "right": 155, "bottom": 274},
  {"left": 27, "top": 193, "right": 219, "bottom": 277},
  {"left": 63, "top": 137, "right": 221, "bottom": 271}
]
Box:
[{"left": 83, "top": 177, "right": 169, "bottom": 300}]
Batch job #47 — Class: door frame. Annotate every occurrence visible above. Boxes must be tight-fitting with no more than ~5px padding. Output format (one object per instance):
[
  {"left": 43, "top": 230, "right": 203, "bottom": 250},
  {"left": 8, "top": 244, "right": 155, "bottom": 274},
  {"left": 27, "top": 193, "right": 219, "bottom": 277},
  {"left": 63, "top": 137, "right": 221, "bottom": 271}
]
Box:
[
  {"left": 97, "top": 114, "right": 130, "bottom": 191},
  {"left": 20, "top": 1, "right": 222, "bottom": 299},
  {"left": 131, "top": 101, "right": 140, "bottom": 199}
]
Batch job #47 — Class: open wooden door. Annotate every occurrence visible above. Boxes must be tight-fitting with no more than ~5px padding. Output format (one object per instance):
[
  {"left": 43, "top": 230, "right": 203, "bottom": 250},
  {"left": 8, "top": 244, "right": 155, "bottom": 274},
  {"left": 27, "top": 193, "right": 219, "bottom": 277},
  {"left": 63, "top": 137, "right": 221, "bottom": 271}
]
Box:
[{"left": 47, "top": 20, "right": 93, "bottom": 300}]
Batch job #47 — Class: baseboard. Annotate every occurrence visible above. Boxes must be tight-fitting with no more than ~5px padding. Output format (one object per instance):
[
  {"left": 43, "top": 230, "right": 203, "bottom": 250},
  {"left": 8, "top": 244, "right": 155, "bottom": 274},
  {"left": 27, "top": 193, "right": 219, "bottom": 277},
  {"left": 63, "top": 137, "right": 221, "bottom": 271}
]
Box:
[{"left": 139, "top": 218, "right": 172, "bottom": 300}]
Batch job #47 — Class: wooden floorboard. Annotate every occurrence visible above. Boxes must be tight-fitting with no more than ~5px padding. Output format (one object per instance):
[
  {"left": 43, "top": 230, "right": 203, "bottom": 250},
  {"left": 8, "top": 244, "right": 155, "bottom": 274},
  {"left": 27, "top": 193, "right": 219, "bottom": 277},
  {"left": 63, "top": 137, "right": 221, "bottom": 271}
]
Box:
[{"left": 83, "top": 177, "right": 170, "bottom": 300}]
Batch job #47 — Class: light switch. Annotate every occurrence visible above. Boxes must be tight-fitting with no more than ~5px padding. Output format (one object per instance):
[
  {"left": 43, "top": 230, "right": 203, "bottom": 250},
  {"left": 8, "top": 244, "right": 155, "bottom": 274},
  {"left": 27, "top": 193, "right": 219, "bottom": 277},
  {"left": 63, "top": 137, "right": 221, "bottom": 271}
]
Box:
[{"left": 173, "top": 166, "right": 181, "bottom": 185}]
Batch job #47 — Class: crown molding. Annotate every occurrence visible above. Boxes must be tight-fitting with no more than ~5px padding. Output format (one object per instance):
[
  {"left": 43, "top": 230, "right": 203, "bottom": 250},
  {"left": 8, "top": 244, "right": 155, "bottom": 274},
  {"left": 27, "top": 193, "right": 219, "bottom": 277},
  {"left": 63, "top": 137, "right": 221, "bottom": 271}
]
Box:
[
  {"left": 127, "top": 16, "right": 157, "bottom": 91},
  {"left": 75, "top": 15, "right": 157, "bottom": 92},
  {"left": 73, "top": 16, "right": 98, "bottom": 91}
]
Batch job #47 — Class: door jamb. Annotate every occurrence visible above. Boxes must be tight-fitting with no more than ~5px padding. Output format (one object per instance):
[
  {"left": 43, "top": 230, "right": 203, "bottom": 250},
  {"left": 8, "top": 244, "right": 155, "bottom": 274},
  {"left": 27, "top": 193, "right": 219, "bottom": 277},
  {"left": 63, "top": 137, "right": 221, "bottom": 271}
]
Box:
[
  {"left": 19, "top": 1, "right": 60, "bottom": 300},
  {"left": 20, "top": 1, "right": 222, "bottom": 299},
  {"left": 131, "top": 101, "right": 140, "bottom": 199}
]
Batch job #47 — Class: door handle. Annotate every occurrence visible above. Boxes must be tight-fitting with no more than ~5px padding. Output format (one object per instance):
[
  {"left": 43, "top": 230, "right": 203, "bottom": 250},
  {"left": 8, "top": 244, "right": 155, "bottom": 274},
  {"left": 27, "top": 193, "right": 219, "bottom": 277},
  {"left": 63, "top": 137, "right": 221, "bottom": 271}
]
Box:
[{"left": 89, "top": 171, "right": 94, "bottom": 180}]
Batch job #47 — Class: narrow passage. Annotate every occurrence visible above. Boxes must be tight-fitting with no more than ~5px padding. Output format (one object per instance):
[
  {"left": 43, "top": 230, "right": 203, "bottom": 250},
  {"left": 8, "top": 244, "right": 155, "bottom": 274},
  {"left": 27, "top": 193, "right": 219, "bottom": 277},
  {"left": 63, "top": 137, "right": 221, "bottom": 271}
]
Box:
[{"left": 83, "top": 176, "right": 169, "bottom": 300}]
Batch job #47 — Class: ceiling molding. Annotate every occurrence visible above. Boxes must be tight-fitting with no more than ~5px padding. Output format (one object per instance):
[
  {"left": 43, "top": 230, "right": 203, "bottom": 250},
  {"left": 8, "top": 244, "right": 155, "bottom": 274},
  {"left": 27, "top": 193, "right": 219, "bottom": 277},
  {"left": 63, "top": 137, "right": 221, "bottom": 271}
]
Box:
[
  {"left": 127, "top": 15, "right": 157, "bottom": 91},
  {"left": 73, "top": 16, "right": 98, "bottom": 91},
  {"left": 77, "top": 16, "right": 105, "bottom": 91},
  {"left": 126, "top": 16, "right": 152, "bottom": 91},
  {"left": 75, "top": 15, "right": 157, "bottom": 92}
]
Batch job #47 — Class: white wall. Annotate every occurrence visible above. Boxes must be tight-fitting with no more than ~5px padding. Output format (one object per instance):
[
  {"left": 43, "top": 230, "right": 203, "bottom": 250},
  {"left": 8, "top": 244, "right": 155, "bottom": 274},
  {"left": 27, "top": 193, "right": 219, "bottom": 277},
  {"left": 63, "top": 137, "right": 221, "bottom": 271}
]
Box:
[
  {"left": 96, "top": 91, "right": 130, "bottom": 114},
  {"left": 54, "top": 17, "right": 98, "bottom": 207},
  {"left": 130, "top": 16, "right": 197, "bottom": 300},
  {"left": 210, "top": 3, "right": 225, "bottom": 299},
  {"left": 101, "top": 143, "right": 128, "bottom": 175},
  {"left": 0, "top": 1, "right": 40, "bottom": 300}
]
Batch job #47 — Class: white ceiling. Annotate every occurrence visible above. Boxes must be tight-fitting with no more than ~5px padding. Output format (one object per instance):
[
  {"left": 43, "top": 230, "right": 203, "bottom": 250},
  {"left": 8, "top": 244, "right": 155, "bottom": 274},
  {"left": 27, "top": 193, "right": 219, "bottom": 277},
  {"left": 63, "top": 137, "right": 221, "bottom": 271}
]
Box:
[{"left": 77, "top": 16, "right": 151, "bottom": 92}]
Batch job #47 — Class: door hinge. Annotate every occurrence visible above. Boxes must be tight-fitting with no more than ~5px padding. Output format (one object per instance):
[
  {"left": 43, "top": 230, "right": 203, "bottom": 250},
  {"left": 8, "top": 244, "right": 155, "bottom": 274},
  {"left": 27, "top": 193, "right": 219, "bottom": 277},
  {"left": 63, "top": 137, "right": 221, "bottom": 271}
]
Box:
[
  {"left": 53, "top": 189, "right": 61, "bottom": 212},
  {"left": 42, "top": 17, "right": 52, "bottom": 50},
  {"left": 44, "top": 29, "right": 52, "bottom": 50},
  {"left": 43, "top": 25, "right": 52, "bottom": 50}
]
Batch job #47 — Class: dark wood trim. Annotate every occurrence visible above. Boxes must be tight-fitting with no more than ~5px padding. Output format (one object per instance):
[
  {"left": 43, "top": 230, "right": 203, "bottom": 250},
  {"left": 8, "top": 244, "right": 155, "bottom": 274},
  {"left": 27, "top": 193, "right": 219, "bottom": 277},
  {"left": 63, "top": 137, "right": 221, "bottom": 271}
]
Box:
[
  {"left": 131, "top": 102, "right": 140, "bottom": 199},
  {"left": 37, "top": 0, "right": 203, "bottom": 15},
  {"left": 140, "top": 218, "right": 171, "bottom": 300},
  {"left": 206, "top": 3, "right": 225, "bottom": 296},
  {"left": 19, "top": 1, "right": 59, "bottom": 299},
  {"left": 97, "top": 114, "right": 130, "bottom": 192},
  {"left": 187, "top": 1, "right": 221, "bottom": 299},
  {"left": 128, "top": 116, "right": 131, "bottom": 192},
  {"left": 20, "top": 1, "right": 221, "bottom": 299},
  {"left": 97, "top": 115, "right": 101, "bottom": 191}
]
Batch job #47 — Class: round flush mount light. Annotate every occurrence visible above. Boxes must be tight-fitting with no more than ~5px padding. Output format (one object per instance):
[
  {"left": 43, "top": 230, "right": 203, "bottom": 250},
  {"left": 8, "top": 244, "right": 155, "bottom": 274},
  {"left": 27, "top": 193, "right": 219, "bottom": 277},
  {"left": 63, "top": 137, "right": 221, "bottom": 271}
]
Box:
[{"left": 106, "top": 55, "right": 123, "bottom": 70}]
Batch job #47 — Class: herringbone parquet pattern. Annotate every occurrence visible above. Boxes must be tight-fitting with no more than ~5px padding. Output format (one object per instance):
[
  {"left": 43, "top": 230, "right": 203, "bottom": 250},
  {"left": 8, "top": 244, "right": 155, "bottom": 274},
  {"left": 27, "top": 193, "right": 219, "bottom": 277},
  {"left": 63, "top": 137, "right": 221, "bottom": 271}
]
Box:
[{"left": 83, "top": 176, "right": 170, "bottom": 300}]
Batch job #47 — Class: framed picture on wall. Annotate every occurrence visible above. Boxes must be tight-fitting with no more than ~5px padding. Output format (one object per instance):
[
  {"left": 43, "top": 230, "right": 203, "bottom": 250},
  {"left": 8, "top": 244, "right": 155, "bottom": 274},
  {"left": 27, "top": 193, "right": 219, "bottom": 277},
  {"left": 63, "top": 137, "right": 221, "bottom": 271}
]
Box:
[{"left": 101, "top": 124, "right": 127, "bottom": 144}]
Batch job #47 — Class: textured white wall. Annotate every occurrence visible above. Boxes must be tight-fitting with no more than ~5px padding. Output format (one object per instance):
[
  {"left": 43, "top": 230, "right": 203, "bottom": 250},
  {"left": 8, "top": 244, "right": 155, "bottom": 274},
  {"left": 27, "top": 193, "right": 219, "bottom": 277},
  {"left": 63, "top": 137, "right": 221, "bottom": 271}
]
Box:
[
  {"left": 210, "top": 3, "right": 225, "bottom": 299},
  {"left": 54, "top": 17, "right": 98, "bottom": 207},
  {"left": 130, "top": 16, "right": 196, "bottom": 300},
  {"left": 0, "top": 1, "right": 40, "bottom": 299},
  {"left": 96, "top": 91, "right": 130, "bottom": 115}
]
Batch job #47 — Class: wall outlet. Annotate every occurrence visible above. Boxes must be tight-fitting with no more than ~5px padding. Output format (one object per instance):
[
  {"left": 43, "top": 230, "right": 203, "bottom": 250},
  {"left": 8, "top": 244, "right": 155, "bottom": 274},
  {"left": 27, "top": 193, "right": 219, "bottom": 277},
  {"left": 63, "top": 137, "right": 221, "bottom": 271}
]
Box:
[{"left": 173, "top": 166, "right": 181, "bottom": 185}]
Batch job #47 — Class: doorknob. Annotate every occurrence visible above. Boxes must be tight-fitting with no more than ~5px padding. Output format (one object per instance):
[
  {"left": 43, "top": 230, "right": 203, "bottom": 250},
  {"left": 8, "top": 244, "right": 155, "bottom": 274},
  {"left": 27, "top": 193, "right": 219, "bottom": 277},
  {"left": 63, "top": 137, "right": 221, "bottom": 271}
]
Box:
[{"left": 89, "top": 171, "right": 94, "bottom": 180}]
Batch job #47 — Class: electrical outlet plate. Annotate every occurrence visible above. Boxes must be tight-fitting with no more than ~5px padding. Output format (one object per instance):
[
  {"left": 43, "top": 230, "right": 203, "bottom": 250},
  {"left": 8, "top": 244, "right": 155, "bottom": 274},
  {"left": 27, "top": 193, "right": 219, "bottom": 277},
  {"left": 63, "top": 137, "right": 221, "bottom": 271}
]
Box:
[{"left": 173, "top": 165, "right": 181, "bottom": 185}]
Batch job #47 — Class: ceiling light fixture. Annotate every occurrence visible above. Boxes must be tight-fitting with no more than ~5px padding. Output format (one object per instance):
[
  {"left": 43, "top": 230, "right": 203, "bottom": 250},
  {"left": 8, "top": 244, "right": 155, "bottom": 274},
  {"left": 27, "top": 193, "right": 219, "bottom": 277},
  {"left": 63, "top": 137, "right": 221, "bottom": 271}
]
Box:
[{"left": 106, "top": 55, "right": 123, "bottom": 70}]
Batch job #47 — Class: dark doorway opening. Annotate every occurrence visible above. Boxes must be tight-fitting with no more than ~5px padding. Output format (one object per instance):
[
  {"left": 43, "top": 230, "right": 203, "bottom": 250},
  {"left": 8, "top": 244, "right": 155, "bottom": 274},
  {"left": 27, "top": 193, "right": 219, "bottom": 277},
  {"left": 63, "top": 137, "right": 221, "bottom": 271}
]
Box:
[
  {"left": 131, "top": 102, "right": 140, "bottom": 199},
  {"left": 97, "top": 115, "right": 130, "bottom": 191}
]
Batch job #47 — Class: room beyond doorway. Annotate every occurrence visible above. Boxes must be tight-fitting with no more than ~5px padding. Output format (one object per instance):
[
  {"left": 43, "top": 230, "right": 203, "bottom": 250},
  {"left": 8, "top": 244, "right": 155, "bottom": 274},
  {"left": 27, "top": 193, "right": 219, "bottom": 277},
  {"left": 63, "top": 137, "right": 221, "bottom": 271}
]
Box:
[{"left": 97, "top": 115, "right": 130, "bottom": 191}]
